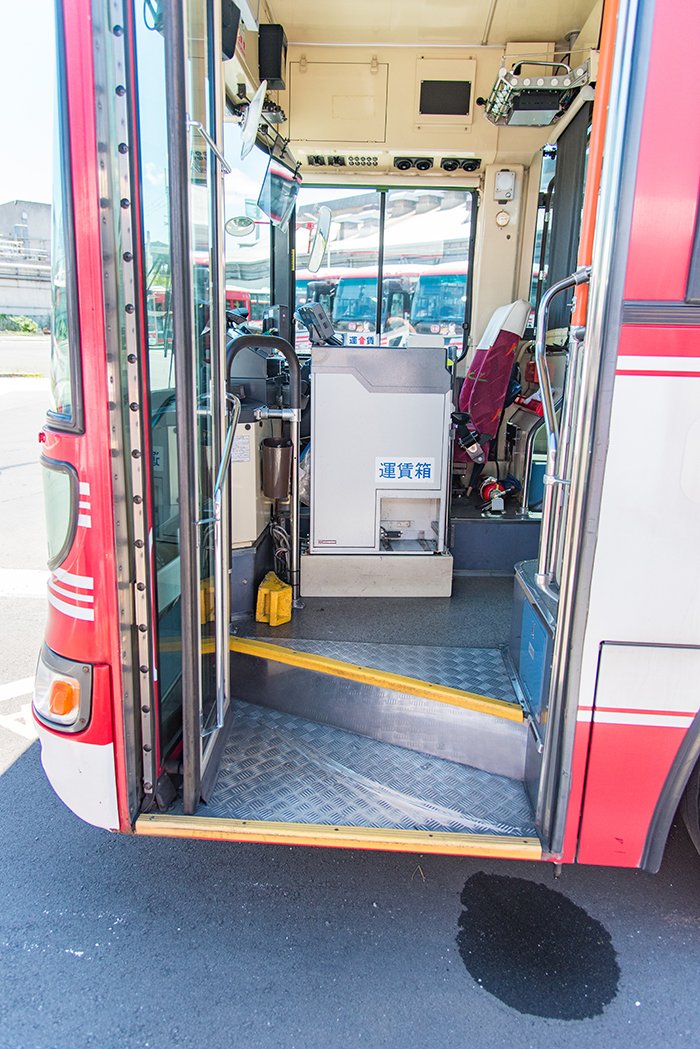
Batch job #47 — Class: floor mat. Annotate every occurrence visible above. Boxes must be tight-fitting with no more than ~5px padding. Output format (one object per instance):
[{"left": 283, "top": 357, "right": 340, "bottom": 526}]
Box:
[{"left": 203, "top": 701, "right": 536, "bottom": 836}]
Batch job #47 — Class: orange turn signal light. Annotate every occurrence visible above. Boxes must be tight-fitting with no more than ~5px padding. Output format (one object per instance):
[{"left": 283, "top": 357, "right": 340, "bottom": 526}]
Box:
[{"left": 48, "top": 678, "right": 80, "bottom": 717}]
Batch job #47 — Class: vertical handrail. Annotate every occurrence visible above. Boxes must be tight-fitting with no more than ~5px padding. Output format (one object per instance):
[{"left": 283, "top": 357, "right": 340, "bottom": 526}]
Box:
[
  {"left": 213, "top": 394, "right": 241, "bottom": 731},
  {"left": 534, "top": 267, "right": 590, "bottom": 595},
  {"left": 551, "top": 325, "right": 585, "bottom": 587}
]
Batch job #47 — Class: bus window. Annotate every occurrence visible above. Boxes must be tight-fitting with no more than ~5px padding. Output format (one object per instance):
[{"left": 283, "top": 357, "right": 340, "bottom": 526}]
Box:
[
  {"left": 48, "top": 2, "right": 81, "bottom": 429},
  {"left": 296, "top": 186, "right": 475, "bottom": 346},
  {"left": 410, "top": 271, "right": 467, "bottom": 333},
  {"left": 528, "top": 147, "right": 557, "bottom": 312},
  {"left": 333, "top": 274, "right": 377, "bottom": 329}
]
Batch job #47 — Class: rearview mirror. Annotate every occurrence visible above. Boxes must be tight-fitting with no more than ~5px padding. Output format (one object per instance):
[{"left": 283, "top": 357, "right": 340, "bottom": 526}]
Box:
[{"left": 308, "top": 206, "right": 331, "bottom": 274}]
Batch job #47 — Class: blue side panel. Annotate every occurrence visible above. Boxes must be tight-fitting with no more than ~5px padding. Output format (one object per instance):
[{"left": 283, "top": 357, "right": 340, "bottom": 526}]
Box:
[{"left": 519, "top": 600, "right": 551, "bottom": 720}]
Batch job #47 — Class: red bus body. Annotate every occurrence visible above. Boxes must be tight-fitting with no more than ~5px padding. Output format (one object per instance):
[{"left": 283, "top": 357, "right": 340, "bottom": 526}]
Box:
[{"left": 34, "top": 0, "right": 700, "bottom": 867}]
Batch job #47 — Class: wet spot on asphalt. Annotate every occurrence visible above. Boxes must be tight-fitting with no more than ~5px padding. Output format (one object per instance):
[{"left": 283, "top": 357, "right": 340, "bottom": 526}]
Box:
[{"left": 456, "top": 872, "right": 620, "bottom": 1019}]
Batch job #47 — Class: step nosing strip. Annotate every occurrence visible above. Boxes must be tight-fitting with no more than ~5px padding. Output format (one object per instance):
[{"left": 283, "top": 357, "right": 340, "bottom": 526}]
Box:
[{"left": 229, "top": 637, "right": 523, "bottom": 722}]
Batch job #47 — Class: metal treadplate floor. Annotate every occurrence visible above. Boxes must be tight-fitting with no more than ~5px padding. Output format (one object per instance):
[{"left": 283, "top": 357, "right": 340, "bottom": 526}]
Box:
[
  {"left": 203, "top": 701, "right": 536, "bottom": 836},
  {"left": 264, "top": 639, "right": 519, "bottom": 705}
]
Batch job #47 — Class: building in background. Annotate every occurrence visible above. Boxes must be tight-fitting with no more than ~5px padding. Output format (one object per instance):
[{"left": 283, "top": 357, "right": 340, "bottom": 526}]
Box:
[{"left": 0, "top": 200, "right": 51, "bottom": 326}]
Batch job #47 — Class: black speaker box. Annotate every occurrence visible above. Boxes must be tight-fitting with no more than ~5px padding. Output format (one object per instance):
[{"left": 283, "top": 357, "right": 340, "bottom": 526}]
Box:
[
  {"left": 222, "top": 0, "right": 241, "bottom": 61},
  {"left": 259, "top": 24, "right": 287, "bottom": 90}
]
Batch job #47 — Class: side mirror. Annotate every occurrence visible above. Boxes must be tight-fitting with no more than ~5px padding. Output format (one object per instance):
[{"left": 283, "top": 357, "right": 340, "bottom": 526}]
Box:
[{"left": 308, "top": 205, "right": 331, "bottom": 274}]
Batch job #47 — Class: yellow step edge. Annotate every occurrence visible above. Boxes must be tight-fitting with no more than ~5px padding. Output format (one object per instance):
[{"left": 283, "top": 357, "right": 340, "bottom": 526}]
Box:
[
  {"left": 135, "top": 814, "right": 541, "bottom": 860},
  {"left": 229, "top": 636, "right": 523, "bottom": 723}
]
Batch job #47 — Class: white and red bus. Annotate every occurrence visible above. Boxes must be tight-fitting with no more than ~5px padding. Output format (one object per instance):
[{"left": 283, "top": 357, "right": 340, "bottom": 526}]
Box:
[{"left": 35, "top": 0, "right": 700, "bottom": 869}]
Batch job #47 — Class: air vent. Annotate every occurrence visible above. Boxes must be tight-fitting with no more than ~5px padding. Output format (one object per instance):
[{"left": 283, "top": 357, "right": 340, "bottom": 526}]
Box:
[
  {"left": 327, "top": 155, "right": 347, "bottom": 167},
  {"left": 307, "top": 155, "right": 326, "bottom": 166},
  {"left": 393, "top": 157, "right": 435, "bottom": 172},
  {"left": 441, "top": 157, "right": 481, "bottom": 172}
]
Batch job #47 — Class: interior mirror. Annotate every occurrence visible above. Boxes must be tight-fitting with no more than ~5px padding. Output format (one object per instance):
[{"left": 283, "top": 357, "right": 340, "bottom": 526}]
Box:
[{"left": 308, "top": 206, "right": 331, "bottom": 274}]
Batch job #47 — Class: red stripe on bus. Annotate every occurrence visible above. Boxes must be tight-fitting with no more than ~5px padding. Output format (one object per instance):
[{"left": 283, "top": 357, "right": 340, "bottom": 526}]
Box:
[{"left": 617, "top": 325, "right": 700, "bottom": 358}]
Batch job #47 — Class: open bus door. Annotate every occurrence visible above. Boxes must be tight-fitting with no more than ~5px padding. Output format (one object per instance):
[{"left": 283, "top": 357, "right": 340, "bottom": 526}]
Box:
[{"left": 163, "top": 0, "right": 232, "bottom": 812}]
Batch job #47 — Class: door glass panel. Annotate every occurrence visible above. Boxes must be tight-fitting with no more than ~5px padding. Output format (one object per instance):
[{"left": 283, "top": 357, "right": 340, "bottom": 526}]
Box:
[
  {"left": 185, "top": 0, "right": 220, "bottom": 741},
  {"left": 135, "top": 3, "right": 181, "bottom": 753}
]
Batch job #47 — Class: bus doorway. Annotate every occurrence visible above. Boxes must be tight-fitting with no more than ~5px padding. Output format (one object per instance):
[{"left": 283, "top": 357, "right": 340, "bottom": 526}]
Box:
[
  {"left": 135, "top": 0, "right": 596, "bottom": 840},
  {"left": 137, "top": 0, "right": 234, "bottom": 812}
]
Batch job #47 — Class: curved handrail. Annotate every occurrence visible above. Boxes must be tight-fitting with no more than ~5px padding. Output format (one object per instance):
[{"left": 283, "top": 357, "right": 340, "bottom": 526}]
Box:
[{"left": 226, "top": 333, "right": 301, "bottom": 409}]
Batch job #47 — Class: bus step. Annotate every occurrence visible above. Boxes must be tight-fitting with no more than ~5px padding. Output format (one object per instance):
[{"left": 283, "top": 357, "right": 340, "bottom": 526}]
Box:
[
  {"left": 201, "top": 700, "right": 537, "bottom": 838},
  {"left": 229, "top": 637, "right": 528, "bottom": 781}
]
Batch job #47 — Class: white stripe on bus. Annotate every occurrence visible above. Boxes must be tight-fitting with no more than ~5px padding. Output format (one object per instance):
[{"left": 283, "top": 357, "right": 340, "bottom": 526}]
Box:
[
  {"left": 77, "top": 514, "right": 92, "bottom": 528},
  {"left": 53, "top": 567, "right": 94, "bottom": 590},
  {"left": 47, "top": 590, "right": 95, "bottom": 621},
  {"left": 577, "top": 710, "right": 693, "bottom": 728},
  {"left": 48, "top": 580, "right": 95, "bottom": 603},
  {"left": 79, "top": 481, "right": 90, "bottom": 495},
  {"left": 617, "top": 355, "right": 700, "bottom": 372}
]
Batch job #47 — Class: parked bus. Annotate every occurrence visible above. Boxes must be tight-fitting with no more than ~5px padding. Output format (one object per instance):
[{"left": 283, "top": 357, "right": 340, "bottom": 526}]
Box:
[
  {"left": 35, "top": 0, "right": 700, "bottom": 871},
  {"left": 332, "top": 268, "right": 413, "bottom": 338},
  {"left": 410, "top": 262, "right": 469, "bottom": 340}
]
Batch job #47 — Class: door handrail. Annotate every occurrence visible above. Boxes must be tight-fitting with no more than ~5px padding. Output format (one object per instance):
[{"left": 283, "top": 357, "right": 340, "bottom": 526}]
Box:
[
  {"left": 534, "top": 267, "right": 590, "bottom": 595},
  {"left": 212, "top": 394, "right": 241, "bottom": 732},
  {"left": 187, "top": 116, "right": 232, "bottom": 175}
]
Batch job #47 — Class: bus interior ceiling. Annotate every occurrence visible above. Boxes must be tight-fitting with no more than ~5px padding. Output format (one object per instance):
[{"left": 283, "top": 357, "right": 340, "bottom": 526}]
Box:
[{"left": 145, "top": 0, "right": 605, "bottom": 836}]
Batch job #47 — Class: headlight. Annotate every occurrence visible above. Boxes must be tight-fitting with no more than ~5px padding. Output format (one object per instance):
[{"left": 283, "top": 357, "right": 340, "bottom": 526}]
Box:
[{"left": 33, "top": 645, "right": 92, "bottom": 732}]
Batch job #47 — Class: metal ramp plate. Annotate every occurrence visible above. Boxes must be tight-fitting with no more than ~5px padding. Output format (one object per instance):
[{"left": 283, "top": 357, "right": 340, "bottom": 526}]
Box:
[
  {"left": 268, "top": 639, "right": 519, "bottom": 705},
  {"left": 228, "top": 639, "right": 528, "bottom": 780},
  {"left": 203, "top": 700, "right": 536, "bottom": 837}
]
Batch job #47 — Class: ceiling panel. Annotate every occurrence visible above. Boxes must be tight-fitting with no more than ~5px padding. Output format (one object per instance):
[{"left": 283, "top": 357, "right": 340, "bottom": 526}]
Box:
[
  {"left": 487, "top": 0, "right": 599, "bottom": 46},
  {"left": 267, "top": 0, "right": 600, "bottom": 47}
]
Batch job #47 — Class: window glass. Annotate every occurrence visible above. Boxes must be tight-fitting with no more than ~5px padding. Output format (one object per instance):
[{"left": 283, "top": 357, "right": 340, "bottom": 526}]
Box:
[
  {"left": 295, "top": 187, "right": 380, "bottom": 348},
  {"left": 294, "top": 186, "right": 475, "bottom": 350},
  {"left": 386, "top": 188, "right": 473, "bottom": 349},
  {"left": 135, "top": 3, "right": 181, "bottom": 750},
  {"left": 49, "top": 8, "right": 80, "bottom": 425},
  {"left": 223, "top": 126, "right": 271, "bottom": 330},
  {"left": 528, "top": 148, "right": 557, "bottom": 310}
]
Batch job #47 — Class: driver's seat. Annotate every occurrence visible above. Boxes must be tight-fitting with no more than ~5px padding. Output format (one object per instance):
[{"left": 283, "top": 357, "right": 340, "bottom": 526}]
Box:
[{"left": 453, "top": 299, "right": 531, "bottom": 477}]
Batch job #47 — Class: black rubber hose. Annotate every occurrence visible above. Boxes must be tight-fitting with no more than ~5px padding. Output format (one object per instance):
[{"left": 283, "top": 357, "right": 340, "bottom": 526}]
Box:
[{"left": 226, "top": 334, "right": 301, "bottom": 410}]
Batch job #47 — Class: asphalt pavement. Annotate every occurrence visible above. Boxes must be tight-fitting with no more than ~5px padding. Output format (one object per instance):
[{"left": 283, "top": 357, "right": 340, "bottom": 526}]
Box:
[{"left": 0, "top": 355, "right": 698, "bottom": 1049}]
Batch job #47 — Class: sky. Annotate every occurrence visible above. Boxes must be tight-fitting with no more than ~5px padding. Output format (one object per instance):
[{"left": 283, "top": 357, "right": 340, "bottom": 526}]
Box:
[{"left": 0, "top": 0, "right": 55, "bottom": 205}]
